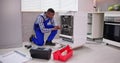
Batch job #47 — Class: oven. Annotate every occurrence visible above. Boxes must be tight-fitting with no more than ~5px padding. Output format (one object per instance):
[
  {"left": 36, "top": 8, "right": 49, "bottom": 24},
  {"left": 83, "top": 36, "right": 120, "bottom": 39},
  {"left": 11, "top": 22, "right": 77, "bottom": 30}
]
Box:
[{"left": 104, "top": 16, "right": 120, "bottom": 43}]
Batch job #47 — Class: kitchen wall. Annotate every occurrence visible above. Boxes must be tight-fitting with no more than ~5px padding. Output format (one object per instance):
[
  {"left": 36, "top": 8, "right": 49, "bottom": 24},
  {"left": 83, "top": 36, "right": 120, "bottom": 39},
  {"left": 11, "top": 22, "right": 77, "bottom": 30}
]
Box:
[
  {"left": 22, "top": 12, "right": 39, "bottom": 42},
  {"left": 0, "top": 0, "right": 22, "bottom": 48},
  {"left": 0, "top": 0, "right": 1, "bottom": 21}
]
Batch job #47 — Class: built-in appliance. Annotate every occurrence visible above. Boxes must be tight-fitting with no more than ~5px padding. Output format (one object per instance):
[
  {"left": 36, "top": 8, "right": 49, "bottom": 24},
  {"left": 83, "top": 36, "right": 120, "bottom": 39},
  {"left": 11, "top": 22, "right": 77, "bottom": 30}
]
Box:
[
  {"left": 103, "top": 15, "right": 120, "bottom": 47},
  {"left": 53, "top": 12, "right": 86, "bottom": 49},
  {"left": 104, "top": 17, "right": 120, "bottom": 42},
  {"left": 60, "top": 15, "right": 73, "bottom": 36},
  {"left": 60, "top": 15, "right": 73, "bottom": 42}
]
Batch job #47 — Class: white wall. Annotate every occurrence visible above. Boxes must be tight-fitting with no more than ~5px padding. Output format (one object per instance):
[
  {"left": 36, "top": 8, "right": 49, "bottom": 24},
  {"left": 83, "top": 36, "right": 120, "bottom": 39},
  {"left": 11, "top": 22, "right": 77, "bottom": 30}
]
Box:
[
  {"left": 0, "top": 0, "right": 22, "bottom": 49},
  {"left": 22, "top": 12, "right": 40, "bottom": 42},
  {"left": 0, "top": 0, "right": 1, "bottom": 22}
]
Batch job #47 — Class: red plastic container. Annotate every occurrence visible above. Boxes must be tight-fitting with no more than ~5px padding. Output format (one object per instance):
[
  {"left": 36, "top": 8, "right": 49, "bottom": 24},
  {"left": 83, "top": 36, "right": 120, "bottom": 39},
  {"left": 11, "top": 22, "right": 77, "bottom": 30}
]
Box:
[{"left": 53, "top": 45, "right": 73, "bottom": 62}]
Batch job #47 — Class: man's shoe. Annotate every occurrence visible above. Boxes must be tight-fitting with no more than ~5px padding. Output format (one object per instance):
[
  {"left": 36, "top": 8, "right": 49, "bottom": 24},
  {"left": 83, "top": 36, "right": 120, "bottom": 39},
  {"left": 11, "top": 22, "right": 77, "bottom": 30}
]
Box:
[
  {"left": 45, "top": 41, "right": 56, "bottom": 46},
  {"left": 29, "top": 34, "right": 35, "bottom": 42}
]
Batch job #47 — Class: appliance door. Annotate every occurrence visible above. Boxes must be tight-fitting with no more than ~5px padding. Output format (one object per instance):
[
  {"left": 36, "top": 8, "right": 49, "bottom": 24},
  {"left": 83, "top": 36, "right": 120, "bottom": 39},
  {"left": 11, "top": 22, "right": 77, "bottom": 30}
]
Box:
[
  {"left": 61, "top": 15, "right": 73, "bottom": 36},
  {"left": 104, "top": 23, "right": 120, "bottom": 42}
]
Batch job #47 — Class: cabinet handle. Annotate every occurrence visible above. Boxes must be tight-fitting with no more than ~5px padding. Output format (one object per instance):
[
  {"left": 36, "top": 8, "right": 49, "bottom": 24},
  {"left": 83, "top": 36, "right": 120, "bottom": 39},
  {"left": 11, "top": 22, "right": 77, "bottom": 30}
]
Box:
[{"left": 105, "top": 23, "right": 120, "bottom": 26}]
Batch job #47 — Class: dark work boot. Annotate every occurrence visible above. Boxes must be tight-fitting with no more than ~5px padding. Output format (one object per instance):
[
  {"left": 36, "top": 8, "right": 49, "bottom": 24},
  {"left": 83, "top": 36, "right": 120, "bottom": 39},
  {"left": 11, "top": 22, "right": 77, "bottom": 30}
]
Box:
[
  {"left": 45, "top": 41, "right": 56, "bottom": 46},
  {"left": 29, "top": 34, "right": 35, "bottom": 42}
]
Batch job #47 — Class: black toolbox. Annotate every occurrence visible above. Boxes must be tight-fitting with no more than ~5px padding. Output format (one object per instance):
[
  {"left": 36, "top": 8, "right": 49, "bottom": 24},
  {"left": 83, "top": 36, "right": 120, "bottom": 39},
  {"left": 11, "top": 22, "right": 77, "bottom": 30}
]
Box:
[{"left": 30, "top": 47, "right": 52, "bottom": 60}]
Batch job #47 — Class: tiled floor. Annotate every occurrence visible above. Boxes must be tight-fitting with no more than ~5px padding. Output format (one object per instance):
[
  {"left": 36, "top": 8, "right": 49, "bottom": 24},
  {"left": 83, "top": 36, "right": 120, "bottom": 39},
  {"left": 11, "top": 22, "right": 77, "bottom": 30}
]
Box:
[{"left": 0, "top": 41, "right": 120, "bottom": 63}]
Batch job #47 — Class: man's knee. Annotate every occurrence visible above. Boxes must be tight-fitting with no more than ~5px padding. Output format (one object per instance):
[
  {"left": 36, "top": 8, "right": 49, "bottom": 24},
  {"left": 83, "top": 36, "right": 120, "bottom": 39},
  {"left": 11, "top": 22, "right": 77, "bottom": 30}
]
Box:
[{"left": 36, "top": 40, "right": 44, "bottom": 46}]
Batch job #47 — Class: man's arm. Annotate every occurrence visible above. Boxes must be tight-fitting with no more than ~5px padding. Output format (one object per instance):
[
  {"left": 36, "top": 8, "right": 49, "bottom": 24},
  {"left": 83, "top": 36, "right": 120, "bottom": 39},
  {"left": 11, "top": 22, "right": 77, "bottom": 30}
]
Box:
[
  {"left": 51, "top": 19, "right": 61, "bottom": 29},
  {"left": 37, "top": 16, "right": 53, "bottom": 33}
]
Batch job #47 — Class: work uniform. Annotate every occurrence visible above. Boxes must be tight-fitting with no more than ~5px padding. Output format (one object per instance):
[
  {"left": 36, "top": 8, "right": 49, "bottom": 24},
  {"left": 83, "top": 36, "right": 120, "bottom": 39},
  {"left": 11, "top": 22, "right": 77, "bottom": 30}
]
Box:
[{"left": 31, "top": 13, "right": 58, "bottom": 46}]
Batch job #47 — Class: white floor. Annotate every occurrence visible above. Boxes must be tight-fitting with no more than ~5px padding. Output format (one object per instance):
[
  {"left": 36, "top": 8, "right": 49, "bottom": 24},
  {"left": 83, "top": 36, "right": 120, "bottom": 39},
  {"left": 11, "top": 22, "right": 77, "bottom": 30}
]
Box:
[{"left": 0, "top": 41, "right": 120, "bottom": 63}]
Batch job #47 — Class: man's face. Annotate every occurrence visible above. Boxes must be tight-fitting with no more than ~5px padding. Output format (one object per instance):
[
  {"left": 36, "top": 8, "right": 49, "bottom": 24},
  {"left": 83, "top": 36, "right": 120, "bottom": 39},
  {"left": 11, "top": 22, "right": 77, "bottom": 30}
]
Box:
[{"left": 46, "top": 12, "right": 54, "bottom": 19}]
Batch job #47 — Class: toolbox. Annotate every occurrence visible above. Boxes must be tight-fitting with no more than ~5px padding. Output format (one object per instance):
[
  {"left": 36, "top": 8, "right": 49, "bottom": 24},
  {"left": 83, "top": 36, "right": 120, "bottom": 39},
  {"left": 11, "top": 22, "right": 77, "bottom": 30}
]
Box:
[
  {"left": 53, "top": 45, "right": 73, "bottom": 62},
  {"left": 30, "top": 47, "right": 52, "bottom": 60}
]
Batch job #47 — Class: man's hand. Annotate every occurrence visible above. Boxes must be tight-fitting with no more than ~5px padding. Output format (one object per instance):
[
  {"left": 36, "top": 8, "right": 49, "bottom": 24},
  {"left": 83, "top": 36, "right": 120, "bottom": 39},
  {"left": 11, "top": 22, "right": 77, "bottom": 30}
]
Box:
[
  {"left": 55, "top": 26, "right": 61, "bottom": 29},
  {"left": 52, "top": 26, "right": 61, "bottom": 30}
]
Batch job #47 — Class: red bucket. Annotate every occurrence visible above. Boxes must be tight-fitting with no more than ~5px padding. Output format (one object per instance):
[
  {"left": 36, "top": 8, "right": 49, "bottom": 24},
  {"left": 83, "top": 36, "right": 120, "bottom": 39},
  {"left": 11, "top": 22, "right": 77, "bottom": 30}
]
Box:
[{"left": 53, "top": 45, "right": 73, "bottom": 62}]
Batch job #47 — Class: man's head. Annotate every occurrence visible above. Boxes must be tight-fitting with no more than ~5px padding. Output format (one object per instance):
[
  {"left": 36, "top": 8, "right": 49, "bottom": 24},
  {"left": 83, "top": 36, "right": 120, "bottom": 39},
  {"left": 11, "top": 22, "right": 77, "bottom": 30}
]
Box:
[{"left": 46, "top": 8, "right": 55, "bottom": 19}]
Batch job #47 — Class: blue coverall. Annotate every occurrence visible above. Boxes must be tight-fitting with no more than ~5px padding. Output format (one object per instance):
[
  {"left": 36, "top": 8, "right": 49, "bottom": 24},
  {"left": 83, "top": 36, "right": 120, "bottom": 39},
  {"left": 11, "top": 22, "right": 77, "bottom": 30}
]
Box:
[{"left": 31, "top": 15, "right": 57, "bottom": 46}]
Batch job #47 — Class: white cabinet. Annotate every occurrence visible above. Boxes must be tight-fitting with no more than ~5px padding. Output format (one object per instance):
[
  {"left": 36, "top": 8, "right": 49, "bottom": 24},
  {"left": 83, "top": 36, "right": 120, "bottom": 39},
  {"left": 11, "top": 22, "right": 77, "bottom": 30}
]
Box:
[{"left": 87, "top": 13, "right": 104, "bottom": 40}]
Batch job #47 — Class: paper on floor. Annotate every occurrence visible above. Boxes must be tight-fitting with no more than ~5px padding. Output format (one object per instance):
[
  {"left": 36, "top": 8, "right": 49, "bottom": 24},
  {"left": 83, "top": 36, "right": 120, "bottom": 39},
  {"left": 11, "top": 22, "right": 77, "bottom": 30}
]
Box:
[{"left": 0, "top": 50, "right": 31, "bottom": 63}]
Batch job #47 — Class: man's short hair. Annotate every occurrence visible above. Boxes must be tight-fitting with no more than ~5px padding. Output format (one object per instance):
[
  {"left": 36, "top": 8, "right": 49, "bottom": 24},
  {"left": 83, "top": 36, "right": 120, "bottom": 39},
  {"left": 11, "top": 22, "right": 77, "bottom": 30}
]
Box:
[{"left": 47, "top": 8, "right": 55, "bottom": 13}]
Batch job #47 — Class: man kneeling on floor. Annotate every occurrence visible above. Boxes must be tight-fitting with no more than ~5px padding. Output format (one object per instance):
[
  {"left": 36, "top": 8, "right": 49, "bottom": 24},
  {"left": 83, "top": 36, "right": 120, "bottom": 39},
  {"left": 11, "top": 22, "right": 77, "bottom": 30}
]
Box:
[{"left": 30, "top": 8, "right": 60, "bottom": 46}]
